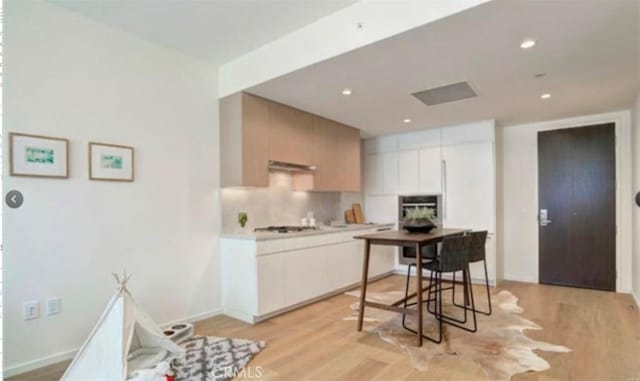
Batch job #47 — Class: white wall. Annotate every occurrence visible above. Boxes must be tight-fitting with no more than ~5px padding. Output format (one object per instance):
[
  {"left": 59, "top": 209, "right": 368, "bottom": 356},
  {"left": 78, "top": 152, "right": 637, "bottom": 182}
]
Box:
[
  {"left": 501, "top": 111, "right": 633, "bottom": 292},
  {"left": 4, "top": 1, "right": 220, "bottom": 375},
  {"left": 632, "top": 93, "right": 640, "bottom": 304}
]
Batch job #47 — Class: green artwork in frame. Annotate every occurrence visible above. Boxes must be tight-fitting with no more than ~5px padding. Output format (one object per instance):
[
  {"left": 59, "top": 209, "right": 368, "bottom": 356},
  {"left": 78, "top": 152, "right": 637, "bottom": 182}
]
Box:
[
  {"left": 9, "top": 132, "right": 69, "bottom": 178},
  {"left": 25, "top": 146, "right": 55, "bottom": 164},
  {"left": 100, "top": 154, "right": 123, "bottom": 169}
]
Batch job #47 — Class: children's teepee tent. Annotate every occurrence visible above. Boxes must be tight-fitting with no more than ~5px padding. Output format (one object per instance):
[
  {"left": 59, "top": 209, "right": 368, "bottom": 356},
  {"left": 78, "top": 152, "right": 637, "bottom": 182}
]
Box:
[{"left": 62, "top": 272, "right": 184, "bottom": 381}]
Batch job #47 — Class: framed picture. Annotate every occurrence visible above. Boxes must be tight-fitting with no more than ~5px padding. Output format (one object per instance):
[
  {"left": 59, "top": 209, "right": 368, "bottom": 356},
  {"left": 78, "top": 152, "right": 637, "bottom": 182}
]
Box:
[
  {"left": 10, "top": 132, "right": 69, "bottom": 178},
  {"left": 89, "top": 142, "right": 134, "bottom": 182}
]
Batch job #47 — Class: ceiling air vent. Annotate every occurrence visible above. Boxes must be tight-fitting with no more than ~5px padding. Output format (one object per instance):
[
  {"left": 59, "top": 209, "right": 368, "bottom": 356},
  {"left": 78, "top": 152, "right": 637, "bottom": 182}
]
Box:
[{"left": 412, "top": 81, "right": 477, "bottom": 106}]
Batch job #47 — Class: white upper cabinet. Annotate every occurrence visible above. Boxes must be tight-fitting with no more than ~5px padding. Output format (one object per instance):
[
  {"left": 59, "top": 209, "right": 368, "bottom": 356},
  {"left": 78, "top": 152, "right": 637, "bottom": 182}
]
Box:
[
  {"left": 382, "top": 152, "right": 399, "bottom": 194},
  {"left": 365, "top": 153, "right": 384, "bottom": 195},
  {"left": 366, "top": 151, "right": 398, "bottom": 195},
  {"left": 365, "top": 135, "right": 398, "bottom": 196},
  {"left": 364, "top": 135, "right": 398, "bottom": 154},
  {"left": 398, "top": 150, "right": 419, "bottom": 194},
  {"left": 418, "top": 146, "right": 442, "bottom": 194},
  {"left": 441, "top": 120, "right": 495, "bottom": 145},
  {"left": 442, "top": 141, "right": 494, "bottom": 232},
  {"left": 397, "top": 128, "right": 441, "bottom": 150}
]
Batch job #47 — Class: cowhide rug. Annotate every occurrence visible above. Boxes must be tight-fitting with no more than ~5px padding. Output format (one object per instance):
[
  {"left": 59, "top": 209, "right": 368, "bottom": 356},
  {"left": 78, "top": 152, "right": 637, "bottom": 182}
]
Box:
[
  {"left": 344, "top": 289, "right": 570, "bottom": 381},
  {"left": 171, "top": 336, "right": 266, "bottom": 381}
]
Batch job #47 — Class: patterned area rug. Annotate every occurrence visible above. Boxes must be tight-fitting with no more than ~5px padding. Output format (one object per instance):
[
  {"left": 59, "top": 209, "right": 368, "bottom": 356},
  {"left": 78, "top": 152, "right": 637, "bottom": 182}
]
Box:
[
  {"left": 345, "top": 289, "right": 570, "bottom": 381},
  {"left": 172, "top": 336, "right": 266, "bottom": 381}
]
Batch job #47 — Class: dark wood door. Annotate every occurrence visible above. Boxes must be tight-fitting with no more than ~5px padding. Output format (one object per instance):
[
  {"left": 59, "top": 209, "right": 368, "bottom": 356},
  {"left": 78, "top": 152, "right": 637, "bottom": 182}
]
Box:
[{"left": 538, "top": 123, "right": 616, "bottom": 291}]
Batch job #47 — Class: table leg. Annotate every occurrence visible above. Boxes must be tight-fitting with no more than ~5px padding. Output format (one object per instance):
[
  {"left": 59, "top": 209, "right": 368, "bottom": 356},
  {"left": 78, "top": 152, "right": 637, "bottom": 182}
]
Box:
[
  {"left": 357, "top": 240, "right": 371, "bottom": 332},
  {"left": 415, "top": 242, "right": 423, "bottom": 347}
]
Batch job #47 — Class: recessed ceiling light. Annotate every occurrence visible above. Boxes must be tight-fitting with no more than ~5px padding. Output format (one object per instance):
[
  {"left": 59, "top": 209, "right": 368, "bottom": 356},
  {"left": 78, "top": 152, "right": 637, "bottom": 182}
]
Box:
[
  {"left": 520, "top": 39, "right": 536, "bottom": 49},
  {"left": 540, "top": 93, "right": 551, "bottom": 99},
  {"left": 341, "top": 88, "right": 352, "bottom": 95},
  {"left": 403, "top": 118, "right": 412, "bottom": 123}
]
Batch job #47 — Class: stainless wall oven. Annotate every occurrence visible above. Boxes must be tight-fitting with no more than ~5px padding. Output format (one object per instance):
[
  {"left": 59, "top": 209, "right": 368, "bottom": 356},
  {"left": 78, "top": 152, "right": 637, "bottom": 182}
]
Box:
[{"left": 398, "top": 194, "right": 443, "bottom": 265}]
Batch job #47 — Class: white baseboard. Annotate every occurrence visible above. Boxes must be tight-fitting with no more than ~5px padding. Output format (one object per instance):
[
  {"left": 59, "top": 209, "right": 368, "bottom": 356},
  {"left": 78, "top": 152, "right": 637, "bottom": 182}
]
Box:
[
  {"left": 3, "top": 348, "right": 78, "bottom": 379},
  {"left": 502, "top": 275, "right": 635, "bottom": 295},
  {"left": 3, "top": 308, "right": 223, "bottom": 378},
  {"left": 632, "top": 290, "right": 640, "bottom": 309},
  {"left": 502, "top": 275, "right": 538, "bottom": 284},
  {"left": 160, "top": 308, "right": 223, "bottom": 329}
]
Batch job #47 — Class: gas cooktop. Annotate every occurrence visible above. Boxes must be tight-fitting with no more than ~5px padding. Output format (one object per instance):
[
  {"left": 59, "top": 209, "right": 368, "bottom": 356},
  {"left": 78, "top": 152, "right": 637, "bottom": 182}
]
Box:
[{"left": 254, "top": 226, "right": 318, "bottom": 234}]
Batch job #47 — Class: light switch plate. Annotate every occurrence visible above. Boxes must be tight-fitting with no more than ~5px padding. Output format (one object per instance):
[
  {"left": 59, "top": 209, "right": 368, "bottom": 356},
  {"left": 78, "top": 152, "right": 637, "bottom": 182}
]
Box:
[
  {"left": 47, "top": 298, "right": 61, "bottom": 316},
  {"left": 23, "top": 301, "right": 39, "bottom": 320}
]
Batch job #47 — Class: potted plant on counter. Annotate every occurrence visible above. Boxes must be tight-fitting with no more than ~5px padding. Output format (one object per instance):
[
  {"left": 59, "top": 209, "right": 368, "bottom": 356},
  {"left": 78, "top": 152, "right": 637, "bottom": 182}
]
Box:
[
  {"left": 238, "top": 212, "right": 248, "bottom": 229},
  {"left": 403, "top": 207, "right": 438, "bottom": 233}
]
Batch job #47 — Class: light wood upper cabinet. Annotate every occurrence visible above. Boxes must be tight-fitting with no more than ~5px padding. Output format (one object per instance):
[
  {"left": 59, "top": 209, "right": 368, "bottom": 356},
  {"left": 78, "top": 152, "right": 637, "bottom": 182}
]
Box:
[
  {"left": 304, "top": 116, "right": 361, "bottom": 192},
  {"left": 221, "top": 92, "right": 361, "bottom": 191},
  {"left": 220, "top": 92, "right": 270, "bottom": 187},
  {"left": 311, "top": 117, "right": 332, "bottom": 190},
  {"left": 268, "top": 102, "right": 313, "bottom": 165},
  {"left": 338, "top": 123, "right": 361, "bottom": 192}
]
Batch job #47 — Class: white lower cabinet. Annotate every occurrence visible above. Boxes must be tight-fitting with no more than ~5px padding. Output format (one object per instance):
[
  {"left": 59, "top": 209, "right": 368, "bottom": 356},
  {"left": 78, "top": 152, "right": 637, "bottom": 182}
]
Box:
[
  {"left": 370, "top": 245, "right": 396, "bottom": 277},
  {"left": 257, "top": 254, "right": 285, "bottom": 315},
  {"left": 221, "top": 227, "right": 396, "bottom": 323},
  {"left": 283, "top": 245, "right": 330, "bottom": 306}
]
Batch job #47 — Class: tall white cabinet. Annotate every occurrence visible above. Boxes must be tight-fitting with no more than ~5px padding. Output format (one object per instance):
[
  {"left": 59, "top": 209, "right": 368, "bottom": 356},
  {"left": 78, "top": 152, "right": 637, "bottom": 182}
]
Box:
[{"left": 364, "top": 120, "right": 497, "bottom": 284}]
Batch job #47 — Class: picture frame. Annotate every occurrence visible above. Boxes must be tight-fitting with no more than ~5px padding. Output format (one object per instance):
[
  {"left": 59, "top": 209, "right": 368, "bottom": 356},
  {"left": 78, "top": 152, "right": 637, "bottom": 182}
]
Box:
[
  {"left": 88, "top": 142, "right": 134, "bottom": 182},
  {"left": 9, "top": 132, "right": 69, "bottom": 178}
]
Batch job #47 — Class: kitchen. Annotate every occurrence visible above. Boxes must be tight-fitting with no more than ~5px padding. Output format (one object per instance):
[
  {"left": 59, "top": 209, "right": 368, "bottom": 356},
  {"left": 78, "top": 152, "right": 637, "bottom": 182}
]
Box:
[
  {"left": 5, "top": 0, "right": 639, "bottom": 379},
  {"left": 219, "top": 92, "right": 495, "bottom": 326}
]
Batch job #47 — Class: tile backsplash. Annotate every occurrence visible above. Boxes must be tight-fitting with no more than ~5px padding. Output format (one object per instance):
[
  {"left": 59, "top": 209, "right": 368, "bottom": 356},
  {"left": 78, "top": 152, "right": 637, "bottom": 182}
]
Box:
[{"left": 221, "top": 172, "right": 345, "bottom": 232}]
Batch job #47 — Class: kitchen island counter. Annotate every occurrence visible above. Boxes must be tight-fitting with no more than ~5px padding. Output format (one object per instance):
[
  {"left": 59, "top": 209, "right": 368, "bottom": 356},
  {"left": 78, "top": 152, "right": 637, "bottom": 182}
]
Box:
[
  {"left": 220, "top": 223, "right": 397, "bottom": 323},
  {"left": 220, "top": 223, "right": 394, "bottom": 241}
]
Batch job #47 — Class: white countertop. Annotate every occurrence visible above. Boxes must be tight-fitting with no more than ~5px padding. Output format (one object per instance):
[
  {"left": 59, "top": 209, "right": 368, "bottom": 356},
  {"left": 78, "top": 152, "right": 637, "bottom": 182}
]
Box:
[{"left": 220, "top": 223, "right": 395, "bottom": 241}]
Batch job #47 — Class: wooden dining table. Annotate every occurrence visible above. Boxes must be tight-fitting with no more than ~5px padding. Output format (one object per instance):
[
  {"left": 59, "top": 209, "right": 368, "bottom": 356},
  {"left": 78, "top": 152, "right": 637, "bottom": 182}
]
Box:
[{"left": 353, "top": 228, "right": 470, "bottom": 347}]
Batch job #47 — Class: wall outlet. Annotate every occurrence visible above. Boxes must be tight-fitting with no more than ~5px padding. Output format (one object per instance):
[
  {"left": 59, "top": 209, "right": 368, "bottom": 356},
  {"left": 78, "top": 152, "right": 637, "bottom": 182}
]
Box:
[
  {"left": 47, "top": 298, "right": 61, "bottom": 316},
  {"left": 23, "top": 301, "right": 39, "bottom": 320}
]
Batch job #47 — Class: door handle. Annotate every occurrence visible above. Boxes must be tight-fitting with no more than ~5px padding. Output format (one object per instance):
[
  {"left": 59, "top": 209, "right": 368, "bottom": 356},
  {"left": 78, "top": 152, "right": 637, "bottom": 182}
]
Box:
[{"left": 539, "top": 209, "right": 552, "bottom": 226}]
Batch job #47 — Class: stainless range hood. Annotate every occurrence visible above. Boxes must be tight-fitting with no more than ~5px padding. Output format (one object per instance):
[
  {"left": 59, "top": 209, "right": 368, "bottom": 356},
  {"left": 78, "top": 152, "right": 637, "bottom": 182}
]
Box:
[{"left": 268, "top": 160, "right": 316, "bottom": 172}]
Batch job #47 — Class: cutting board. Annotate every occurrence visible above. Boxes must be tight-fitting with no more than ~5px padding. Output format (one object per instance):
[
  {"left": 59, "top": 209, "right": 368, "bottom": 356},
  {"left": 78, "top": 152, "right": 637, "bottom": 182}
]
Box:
[
  {"left": 345, "top": 209, "right": 356, "bottom": 224},
  {"left": 352, "top": 203, "right": 364, "bottom": 224}
]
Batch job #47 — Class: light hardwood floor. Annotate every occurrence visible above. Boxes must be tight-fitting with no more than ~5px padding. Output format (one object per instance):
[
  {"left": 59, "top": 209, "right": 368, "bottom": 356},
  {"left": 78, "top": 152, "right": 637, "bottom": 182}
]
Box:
[{"left": 7, "top": 276, "right": 640, "bottom": 381}]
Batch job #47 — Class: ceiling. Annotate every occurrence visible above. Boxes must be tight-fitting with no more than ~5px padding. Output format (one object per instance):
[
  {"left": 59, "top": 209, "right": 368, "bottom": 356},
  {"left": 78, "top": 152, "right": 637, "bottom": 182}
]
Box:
[
  {"left": 247, "top": 0, "right": 640, "bottom": 136},
  {"left": 52, "top": 0, "right": 357, "bottom": 65}
]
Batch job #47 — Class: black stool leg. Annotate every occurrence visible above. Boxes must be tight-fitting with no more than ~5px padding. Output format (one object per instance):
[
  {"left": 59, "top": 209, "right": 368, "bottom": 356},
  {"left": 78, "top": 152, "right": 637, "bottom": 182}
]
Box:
[
  {"left": 426, "top": 270, "right": 435, "bottom": 314},
  {"left": 480, "top": 259, "right": 492, "bottom": 316},
  {"left": 401, "top": 268, "right": 443, "bottom": 344},
  {"left": 452, "top": 260, "right": 493, "bottom": 316},
  {"left": 465, "top": 266, "right": 478, "bottom": 332},
  {"left": 435, "top": 266, "right": 477, "bottom": 333},
  {"left": 437, "top": 270, "right": 468, "bottom": 324}
]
